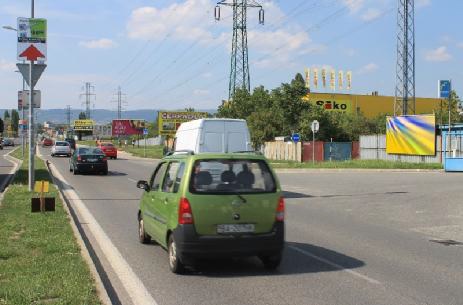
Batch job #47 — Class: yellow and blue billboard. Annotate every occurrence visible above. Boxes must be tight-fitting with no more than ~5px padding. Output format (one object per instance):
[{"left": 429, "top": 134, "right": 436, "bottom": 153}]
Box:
[{"left": 386, "top": 115, "right": 436, "bottom": 155}]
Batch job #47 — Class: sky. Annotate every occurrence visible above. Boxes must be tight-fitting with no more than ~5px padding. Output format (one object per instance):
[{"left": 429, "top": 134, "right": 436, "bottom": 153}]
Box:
[{"left": 0, "top": 0, "right": 462, "bottom": 111}]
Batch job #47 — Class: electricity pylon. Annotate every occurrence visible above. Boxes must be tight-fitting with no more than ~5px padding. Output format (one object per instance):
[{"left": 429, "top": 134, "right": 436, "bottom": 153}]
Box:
[
  {"left": 394, "top": 0, "right": 415, "bottom": 116},
  {"left": 215, "top": 0, "right": 264, "bottom": 99}
]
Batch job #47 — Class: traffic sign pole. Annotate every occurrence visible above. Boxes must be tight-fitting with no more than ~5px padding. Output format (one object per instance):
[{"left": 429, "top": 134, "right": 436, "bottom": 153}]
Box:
[{"left": 28, "top": 60, "right": 34, "bottom": 191}]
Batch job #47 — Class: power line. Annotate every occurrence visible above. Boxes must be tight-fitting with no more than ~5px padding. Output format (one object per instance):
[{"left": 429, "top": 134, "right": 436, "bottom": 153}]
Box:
[{"left": 111, "top": 86, "right": 127, "bottom": 119}]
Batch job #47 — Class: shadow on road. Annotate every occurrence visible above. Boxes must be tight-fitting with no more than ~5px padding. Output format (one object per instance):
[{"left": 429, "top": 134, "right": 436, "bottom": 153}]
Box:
[
  {"left": 282, "top": 191, "right": 313, "bottom": 199},
  {"left": 187, "top": 241, "right": 364, "bottom": 277}
]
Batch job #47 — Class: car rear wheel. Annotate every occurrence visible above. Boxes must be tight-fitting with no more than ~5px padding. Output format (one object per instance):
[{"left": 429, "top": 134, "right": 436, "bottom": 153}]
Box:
[
  {"left": 138, "top": 217, "right": 151, "bottom": 244},
  {"left": 259, "top": 253, "right": 282, "bottom": 270},
  {"left": 168, "top": 235, "right": 185, "bottom": 274},
  {"left": 73, "top": 165, "right": 79, "bottom": 175}
]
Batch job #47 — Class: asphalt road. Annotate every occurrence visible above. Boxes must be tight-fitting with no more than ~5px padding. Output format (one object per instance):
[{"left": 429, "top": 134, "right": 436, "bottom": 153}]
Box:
[
  {"left": 40, "top": 146, "right": 463, "bottom": 305},
  {"left": 0, "top": 143, "right": 17, "bottom": 193}
]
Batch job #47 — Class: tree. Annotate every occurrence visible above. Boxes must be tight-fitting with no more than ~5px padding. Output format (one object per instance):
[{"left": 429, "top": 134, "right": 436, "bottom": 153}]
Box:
[
  {"left": 0, "top": 118, "right": 4, "bottom": 134},
  {"left": 434, "top": 90, "right": 463, "bottom": 126},
  {"left": 184, "top": 107, "right": 195, "bottom": 112},
  {"left": 11, "top": 109, "right": 20, "bottom": 132},
  {"left": 78, "top": 112, "right": 87, "bottom": 120},
  {"left": 4, "top": 110, "right": 10, "bottom": 121}
]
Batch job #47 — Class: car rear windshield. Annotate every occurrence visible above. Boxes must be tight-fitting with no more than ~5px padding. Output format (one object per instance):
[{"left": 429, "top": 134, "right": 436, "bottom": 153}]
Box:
[
  {"left": 79, "top": 148, "right": 104, "bottom": 155},
  {"left": 190, "top": 159, "right": 276, "bottom": 194},
  {"left": 55, "top": 142, "right": 69, "bottom": 146},
  {"left": 102, "top": 143, "right": 114, "bottom": 147}
]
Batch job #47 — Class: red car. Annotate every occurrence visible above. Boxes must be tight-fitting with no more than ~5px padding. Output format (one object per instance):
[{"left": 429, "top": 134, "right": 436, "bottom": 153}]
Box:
[
  {"left": 98, "top": 142, "right": 118, "bottom": 159},
  {"left": 42, "top": 138, "right": 53, "bottom": 146}
]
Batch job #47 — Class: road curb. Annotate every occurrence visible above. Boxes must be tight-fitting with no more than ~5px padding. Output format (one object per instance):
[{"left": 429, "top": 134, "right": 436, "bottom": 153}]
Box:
[{"left": 38, "top": 152, "right": 113, "bottom": 305}]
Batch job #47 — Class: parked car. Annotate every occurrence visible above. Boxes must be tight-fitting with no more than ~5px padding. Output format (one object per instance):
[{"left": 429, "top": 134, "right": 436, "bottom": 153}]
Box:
[
  {"left": 51, "top": 141, "right": 71, "bottom": 157},
  {"left": 2, "top": 138, "right": 15, "bottom": 146},
  {"left": 65, "top": 138, "right": 76, "bottom": 150},
  {"left": 136, "top": 152, "right": 284, "bottom": 274},
  {"left": 98, "top": 142, "right": 117, "bottom": 159},
  {"left": 69, "top": 146, "right": 108, "bottom": 175},
  {"left": 42, "top": 138, "right": 53, "bottom": 146}
]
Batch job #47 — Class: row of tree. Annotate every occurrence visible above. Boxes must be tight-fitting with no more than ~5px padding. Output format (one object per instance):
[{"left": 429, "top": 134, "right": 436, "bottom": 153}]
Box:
[
  {"left": 0, "top": 110, "right": 21, "bottom": 135},
  {"left": 216, "top": 73, "right": 462, "bottom": 148}
]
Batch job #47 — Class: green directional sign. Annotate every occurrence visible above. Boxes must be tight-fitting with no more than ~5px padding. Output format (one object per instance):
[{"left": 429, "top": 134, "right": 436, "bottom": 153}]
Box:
[{"left": 17, "top": 17, "right": 47, "bottom": 61}]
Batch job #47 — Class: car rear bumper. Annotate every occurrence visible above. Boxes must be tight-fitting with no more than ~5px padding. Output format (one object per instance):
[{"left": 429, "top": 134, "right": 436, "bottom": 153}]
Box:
[
  {"left": 76, "top": 163, "right": 107, "bottom": 173},
  {"left": 172, "top": 222, "right": 285, "bottom": 260},
  {"left": 53, "top": 150, "right": 71, "bottom": 155},
  {"left": 103, "top": 151, "right": 117, "bottom": 157}
]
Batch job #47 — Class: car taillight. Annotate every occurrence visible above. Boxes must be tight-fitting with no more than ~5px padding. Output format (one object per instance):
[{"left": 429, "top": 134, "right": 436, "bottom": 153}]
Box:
[
  {"left": 77, "top": 155, "right": 82, "bottom": 161},
  {"left": 178, "top": 197, "right": 194, "bottom": 225},
  {"left": 276, "top": 197, "right": 285, "bottom": 222}
]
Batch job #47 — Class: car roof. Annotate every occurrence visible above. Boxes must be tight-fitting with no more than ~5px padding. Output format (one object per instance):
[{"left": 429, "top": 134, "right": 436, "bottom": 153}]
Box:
[{"left": 163, "top": 152, "right": 266, "bottom": 162}]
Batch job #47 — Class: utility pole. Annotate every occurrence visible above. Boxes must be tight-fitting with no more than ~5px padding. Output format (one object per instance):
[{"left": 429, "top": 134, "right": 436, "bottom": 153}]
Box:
[
  {"left": 80, "top": 82, "right": 95, "bottom": 119},
  {"left": 394, "top": 0, "right": 415, "bottom": 116},
  {"left": 111, "top": 86, "right": 127, "bottom": 120},
  {"left": 215, "top": 0, "right": 264, "bottom": 99}
]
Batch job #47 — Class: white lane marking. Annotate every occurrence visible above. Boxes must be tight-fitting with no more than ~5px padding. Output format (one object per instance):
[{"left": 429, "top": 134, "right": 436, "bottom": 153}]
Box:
[
  {"left": 288, "top": 245, "right": 381, "bottom": 285},
  {"left": 49, "top": 161, "right": 158, "bottom": 305},
  {"left": 128, "top": 178, "right": 137, "bottom": 183}
]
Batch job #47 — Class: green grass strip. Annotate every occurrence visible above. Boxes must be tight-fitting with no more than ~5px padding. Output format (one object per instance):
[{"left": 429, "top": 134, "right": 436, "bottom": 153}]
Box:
[
  {"left": 270, "top": 159, "right": 443, "bottom": 169},
  {"left": 0, "top": 148, "right": 102, "bottom": 305}
]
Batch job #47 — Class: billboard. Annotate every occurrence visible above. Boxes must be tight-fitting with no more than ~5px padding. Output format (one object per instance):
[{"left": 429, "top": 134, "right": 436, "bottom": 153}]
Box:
[
  {"left": 112, "top": 119, "right": 145, "bottom": 136},
  {"left": 158, "top": 111, "right": 208, "bottom": 136},
  {"left": 73, "top": 119, "right": 94, "bottom": 131},
  {"left": 386, "top": 115, "right": 436, "bottom": 156}
]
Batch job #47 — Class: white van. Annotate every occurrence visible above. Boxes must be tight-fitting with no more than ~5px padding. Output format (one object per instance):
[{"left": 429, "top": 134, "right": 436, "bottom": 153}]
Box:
[{"left": 173, "top": 118, "right": 252, "bottom": 153}]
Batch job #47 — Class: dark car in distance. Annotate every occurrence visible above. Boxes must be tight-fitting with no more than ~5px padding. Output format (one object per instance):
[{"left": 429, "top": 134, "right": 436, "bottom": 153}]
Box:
[
  {"left": 2, "top": 138, "right": 15, "bottom": 146},
  {"left": 65, "top": 138, "right": 76, "bottom": 150},
  {"left": 69, "top": 146, "right": 108, "bottom": 175}
]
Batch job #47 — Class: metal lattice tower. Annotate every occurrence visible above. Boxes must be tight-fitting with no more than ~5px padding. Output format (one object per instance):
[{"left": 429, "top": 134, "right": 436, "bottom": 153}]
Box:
[
  {"left": 111, "top": 86, "right": 127, "bottom": 119},
  {"left": 394, "top": 0, "right": 415, "bottom": 116},
  {"left": 80, "top": 82, "right": 96, "bottom": 119},
  {"left": 215, "top": 0, "right": 264, "bottom": 99},
  {"left": 66, "top": 105, "right": 71, "bottom": 126}
]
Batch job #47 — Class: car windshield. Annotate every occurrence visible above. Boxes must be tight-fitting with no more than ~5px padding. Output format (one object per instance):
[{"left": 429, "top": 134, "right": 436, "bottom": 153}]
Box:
[
  {"left": 56, "top": 142, "right": 69, "bottom": 146},
  {"left": 79, "top": 148, "right": 104, "bottom": 155},
  {"left": 190, "top": 159, "right": 276, "bottom": 194}
]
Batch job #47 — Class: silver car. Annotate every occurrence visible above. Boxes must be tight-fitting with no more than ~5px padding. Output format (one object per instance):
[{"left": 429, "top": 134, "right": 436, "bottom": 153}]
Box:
[{"left": 51, "top": 141, "right": 71, "bottom": 157}]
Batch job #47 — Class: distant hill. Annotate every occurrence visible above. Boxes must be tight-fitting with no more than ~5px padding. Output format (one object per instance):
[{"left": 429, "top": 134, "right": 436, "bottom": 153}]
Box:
[{"left": 0, "top": 109, "right": 216, "bottom": 125}]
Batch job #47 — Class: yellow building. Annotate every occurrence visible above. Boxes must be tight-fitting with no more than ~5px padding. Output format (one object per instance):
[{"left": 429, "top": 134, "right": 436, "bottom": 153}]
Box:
[{"left": 303, "top": 92, "right": 443, "bottom": 119}]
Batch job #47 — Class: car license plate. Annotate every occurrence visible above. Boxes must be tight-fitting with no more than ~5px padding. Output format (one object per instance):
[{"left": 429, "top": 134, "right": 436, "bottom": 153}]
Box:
[
  {"left": 217, "top": 224, "right": 255, "bottom": 234},
  {"left": 87, "top": 158, "right": 97, "bottom": 162}
]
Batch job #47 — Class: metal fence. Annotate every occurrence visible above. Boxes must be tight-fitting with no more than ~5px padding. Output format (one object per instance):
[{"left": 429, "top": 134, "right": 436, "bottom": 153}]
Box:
[{"left": 360, "top": 134, "right": 443, "bottom": 163}]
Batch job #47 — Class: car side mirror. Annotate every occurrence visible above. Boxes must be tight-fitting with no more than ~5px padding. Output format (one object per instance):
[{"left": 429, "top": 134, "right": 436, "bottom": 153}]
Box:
[{"left": 137, "top": 180, "right": 150, "bottom": 192}]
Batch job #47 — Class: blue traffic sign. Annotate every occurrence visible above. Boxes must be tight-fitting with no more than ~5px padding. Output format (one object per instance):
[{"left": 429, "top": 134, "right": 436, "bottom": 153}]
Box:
[
  {"left": 143, "top": 128, "right": 149, "bottom": 135},
  {"left": 292, "top": 133, "right": 300, "bottom": 143},
  {"left": 439, "top": 80, "right": 451, "bottom": 98}
]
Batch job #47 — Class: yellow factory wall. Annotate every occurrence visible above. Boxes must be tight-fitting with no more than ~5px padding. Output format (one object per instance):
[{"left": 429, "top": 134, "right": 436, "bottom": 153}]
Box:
[{"left": 303, "top": 93, "right": 442, "bottom": 119}]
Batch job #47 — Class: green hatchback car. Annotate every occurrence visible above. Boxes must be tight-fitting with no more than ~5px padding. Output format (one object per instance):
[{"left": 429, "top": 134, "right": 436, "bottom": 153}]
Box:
[{"left": 137, "top": 152, "right": 285, "bottom": 273}]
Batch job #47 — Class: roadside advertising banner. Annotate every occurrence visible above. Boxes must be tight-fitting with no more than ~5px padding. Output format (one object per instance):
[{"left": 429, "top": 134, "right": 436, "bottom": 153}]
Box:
[
  {"left": 305, "top": 68, "right": 310, "bottom": 89},
  {"left": 313, "top": 68, "right": 318, "bottom": 88},
  {"left": 386, "top": 115, "right": 436, "bottom": 156},
  {"left": 330, "top": 70, "right": 336, "bottom": 91},
  {"left": 112, "top": 119, "right": 145, "bottom": 136},
  {"left": 158, "top": 111, "right": 208, "bottom": 136},
  {"left": 346, "top": 71, "right": 352, "bottom": 90},
  {"left": 321, "top": 69, "right": 326, "bottom": 88},
  {"left": 338, "top": 71, "right": 344, "bottom": 90},
  {"left": 73, "top": 119, "right": 94, "bottom": 131}
]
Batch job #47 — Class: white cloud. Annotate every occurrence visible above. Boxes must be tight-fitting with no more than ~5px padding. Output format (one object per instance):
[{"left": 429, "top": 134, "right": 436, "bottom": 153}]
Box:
[
  {"left": 358, "top": 62, "right": 379, "bottom": 74},
  {"left": 193, "top": 89, "right": 209, "bottom": 95},
  {"left": 416, "top": 0, "right": 431, "bottom": 8},
  {"left": 361, "top": 8, "right": 381, "bottom": 21},
  {"left": 127, "top": 0, "right": 316, "bottom": 69},
  {"left": 0, "top": 59, "right": 16, "bottom": 72},
  {"left": 79, "top": 39, "right": 117, "bottom": 49},
  {"left": 343, "top": 0, "right": 365, "bottom": 13},
  {"left": 425, "top": 46, "right": 452, "bottom": 62}
]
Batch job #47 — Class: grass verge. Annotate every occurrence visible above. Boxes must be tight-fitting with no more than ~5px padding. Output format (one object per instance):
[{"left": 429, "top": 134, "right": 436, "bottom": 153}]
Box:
[
  {"left": 270, "top": 159, "right": 443, "bottom": 170},
  {"left": 0, "top": 148, "right": 102, "bottom": 305}
]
